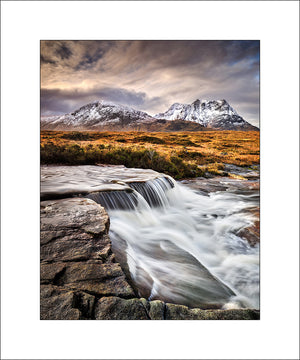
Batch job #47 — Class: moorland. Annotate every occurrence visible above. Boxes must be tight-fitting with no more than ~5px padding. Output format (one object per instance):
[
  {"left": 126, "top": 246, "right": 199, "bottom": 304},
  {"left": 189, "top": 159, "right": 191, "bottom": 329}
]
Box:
[{"left": 41, "top": 130, "right": 259, "bottom": 179}]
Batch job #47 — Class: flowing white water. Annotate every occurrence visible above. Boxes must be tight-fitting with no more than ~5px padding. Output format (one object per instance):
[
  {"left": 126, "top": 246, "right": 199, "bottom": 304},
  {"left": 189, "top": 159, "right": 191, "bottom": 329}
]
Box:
[
  {"left": 41, "top": 165, "right": 259, "bottom": 309},
  {"left": 108, "top": 178, "right": 259, "bottom": 310}
]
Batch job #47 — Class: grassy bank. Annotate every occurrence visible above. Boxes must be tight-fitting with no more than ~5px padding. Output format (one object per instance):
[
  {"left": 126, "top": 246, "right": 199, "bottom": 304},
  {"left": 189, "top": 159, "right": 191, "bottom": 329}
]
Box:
[{"left": 41, "top": 130, "right": 259, "bottom": 179}]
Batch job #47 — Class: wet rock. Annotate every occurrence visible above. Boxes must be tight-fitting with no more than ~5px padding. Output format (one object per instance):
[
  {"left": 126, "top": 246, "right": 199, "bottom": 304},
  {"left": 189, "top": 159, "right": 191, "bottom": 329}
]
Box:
[
  {"left": 95, "top": 297, "right": 149, "bottom": 320},
  {"left": 238, "top": 208, "right": 260, "bottom": 246},
  {"left": 131, "top": 240, "right": 235, "bottom": 309}
]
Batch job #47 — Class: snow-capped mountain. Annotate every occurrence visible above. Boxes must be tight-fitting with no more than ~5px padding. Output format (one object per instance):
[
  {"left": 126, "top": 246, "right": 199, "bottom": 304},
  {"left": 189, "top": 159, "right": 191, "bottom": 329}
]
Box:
[
  {"left": 41, "top": 99, "right": 258, "bottom": 131},
  {"left": 154, "top": 99, "right": 258, "bottom": 130},
  {"left": 41, "top": 100, "right": 155, "bottom": 130}
]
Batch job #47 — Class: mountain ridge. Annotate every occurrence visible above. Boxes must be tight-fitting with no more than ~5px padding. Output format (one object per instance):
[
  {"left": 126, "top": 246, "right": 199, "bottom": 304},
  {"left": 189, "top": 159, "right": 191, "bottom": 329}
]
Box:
[
  {"left": 154, "top": 99, "right": 257, "bottom": 130},
  {"left": 41, "top": 99, "right": 258, "bottom": 131}
]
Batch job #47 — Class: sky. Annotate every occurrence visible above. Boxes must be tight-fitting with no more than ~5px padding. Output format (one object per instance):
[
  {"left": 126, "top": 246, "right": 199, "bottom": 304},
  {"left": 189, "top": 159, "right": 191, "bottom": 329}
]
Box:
[{"left": 41, "top": 40, "right": 260, "bottom": 127}]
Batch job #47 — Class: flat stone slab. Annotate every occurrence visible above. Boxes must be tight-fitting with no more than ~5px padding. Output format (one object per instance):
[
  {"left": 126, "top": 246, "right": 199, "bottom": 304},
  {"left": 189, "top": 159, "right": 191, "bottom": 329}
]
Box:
[
  {"left": 41, "top": 165, "right": 163, "bottom": 200},
  {"left": 41, "top": 198, "right": 110, "bottom": 262}
]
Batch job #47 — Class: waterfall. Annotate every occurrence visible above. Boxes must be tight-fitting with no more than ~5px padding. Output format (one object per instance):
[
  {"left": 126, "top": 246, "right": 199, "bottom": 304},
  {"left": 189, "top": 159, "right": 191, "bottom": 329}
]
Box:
[
  {"left": 86, "top": 177, "right": 176, "bottom": 210},
  {"left": 90, "top": 176, "right": 259, "bottom": 310},
  {"left": 41, "top": 165, "right": 259, "bottom": 310},
  {"left": 87, "top": 189, "right": 139, "bottom": 210}
]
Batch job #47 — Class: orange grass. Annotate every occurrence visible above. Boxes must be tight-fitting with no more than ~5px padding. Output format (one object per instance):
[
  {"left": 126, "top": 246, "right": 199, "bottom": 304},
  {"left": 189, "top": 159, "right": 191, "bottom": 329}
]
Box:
[{"left": 41, "top": 130, "right": 259, "bottom": 176}]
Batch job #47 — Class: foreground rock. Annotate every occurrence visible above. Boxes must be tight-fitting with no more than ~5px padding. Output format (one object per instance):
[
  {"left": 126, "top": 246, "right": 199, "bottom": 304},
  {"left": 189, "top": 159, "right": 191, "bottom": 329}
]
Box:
[
  {"left": 40, "top": 197, "right": 259, "bottom": 320},
  {"left": 94, "top": 297, "right": 259, "bottom": 320},
  {"left": 40, "top": 198, "right": 134, "bottom": 320}
]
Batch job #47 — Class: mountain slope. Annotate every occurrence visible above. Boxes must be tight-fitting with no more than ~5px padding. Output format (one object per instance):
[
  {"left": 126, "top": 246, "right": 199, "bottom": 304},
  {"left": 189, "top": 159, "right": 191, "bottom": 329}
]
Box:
[
  {"left": 154, "top": 99, "right": 258, "bottom": 130},
  {"left": 41, "top": 100, "right": 155, "bottom": 130}
]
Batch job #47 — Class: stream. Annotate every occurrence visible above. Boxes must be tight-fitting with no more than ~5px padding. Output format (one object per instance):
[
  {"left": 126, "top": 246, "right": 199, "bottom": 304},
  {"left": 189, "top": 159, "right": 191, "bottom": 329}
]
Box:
[{"left": 41, "top": 164, "right": 259, "bottom": 310}]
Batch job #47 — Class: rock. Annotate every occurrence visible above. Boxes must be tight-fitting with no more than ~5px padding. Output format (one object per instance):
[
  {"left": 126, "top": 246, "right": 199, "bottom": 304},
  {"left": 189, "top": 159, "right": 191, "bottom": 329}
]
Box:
[
  {"left": 40, "top": 198, "right": 109, "bottom": 234},
  {"left": 40, "top": 285, "right": 81, "bottom": 320},
  {"left": 135, "top": 239, "right": 235, "bottom": 309},
  {"left": 165, "top": 303, "right": 259, "bottom": 320},
  {"left": 40, "top": 263, "right": 66, "bottom": 284},
  {"left": 95, "top": 297, "right": 149, "bottom": 320},
  {"left": 149, "top": 300, "right": 165, "bottom": 320},
  {"left": 165, "top": 303, "right": 194, "bottom": 320},
  {"left": 41, "top": 198, "right": 110, "bottom": 263},
  {"left": 40, "top": 197, "right": 136, "bottom": 319},
  {"left": 40, "top": 285, "right": 97, "bottom": 320},
  {"left": 237, "top": 208, "right": 260, "bottom": 246},
  {"left": 61, "top": 262, "right": 135, "bottom": 297},
  {"left": 73, "top": 292, "right": 96, "bottom": 319}
]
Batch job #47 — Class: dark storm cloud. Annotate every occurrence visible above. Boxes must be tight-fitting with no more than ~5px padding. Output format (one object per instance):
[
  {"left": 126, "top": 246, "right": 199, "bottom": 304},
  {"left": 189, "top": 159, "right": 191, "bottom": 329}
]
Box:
[
  {"left": 41, "top": 40, "right": 259, "bottom": 126},
  {"left": 40, "top": 87, "right": 158, "bottom": 115},
  {"left": 40, "top": 54, "right": 56, "bottom": 65},
  {"left": 74, "top": 52, "right": 105, "bottom": 71},
  {"left": 55, "top": 43, "right": 73, "bottom": 60}
]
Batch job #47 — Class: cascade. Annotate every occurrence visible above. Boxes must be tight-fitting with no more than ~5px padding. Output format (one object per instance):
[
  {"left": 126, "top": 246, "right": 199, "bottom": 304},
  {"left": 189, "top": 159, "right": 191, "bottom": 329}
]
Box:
[
  {"left": 41, "top": 165, "right": 259, "bottom": 309},
  {"left": 92, "top": 176, "right": 259, "bottom": 309}
]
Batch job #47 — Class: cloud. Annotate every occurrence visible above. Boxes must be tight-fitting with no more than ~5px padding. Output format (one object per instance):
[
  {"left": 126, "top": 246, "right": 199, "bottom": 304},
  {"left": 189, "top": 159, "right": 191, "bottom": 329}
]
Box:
[
  {"left": 40, "top": 40, "right": 260, "bottom": 126},
  {"left": 55, "top": 43, "right": 73, "bottom": 60},
  {"left": 40, "top": 87, "right": 161, "bottom": 116}
]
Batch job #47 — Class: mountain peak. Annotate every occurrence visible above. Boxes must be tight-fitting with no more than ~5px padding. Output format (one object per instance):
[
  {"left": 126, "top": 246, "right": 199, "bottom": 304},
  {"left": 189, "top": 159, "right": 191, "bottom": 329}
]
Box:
[
  {"left": 154, "top": 99, "right": 257, "bottom": 130},
  {"left": 41, "top": 100, "right": 154, "bottom": 130}
]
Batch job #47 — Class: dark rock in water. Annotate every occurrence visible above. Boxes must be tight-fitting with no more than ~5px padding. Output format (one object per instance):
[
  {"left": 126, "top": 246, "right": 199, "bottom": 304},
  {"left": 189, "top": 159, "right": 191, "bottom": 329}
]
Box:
[
  {"left": 122, "top": 239, "right": 235, "bottom": 309},
  {"left": 95, "top": 297, "right": 149, "bottom": 320},
  {"left": 237, "top": 208, "right": 260, "bottom": 246}
]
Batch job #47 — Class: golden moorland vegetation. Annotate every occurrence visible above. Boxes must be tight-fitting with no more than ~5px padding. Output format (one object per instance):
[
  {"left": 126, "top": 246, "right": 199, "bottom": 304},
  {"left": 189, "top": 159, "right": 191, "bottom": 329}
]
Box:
[{"left": 41, "top": 130, "right": 259, "bottom": 179}]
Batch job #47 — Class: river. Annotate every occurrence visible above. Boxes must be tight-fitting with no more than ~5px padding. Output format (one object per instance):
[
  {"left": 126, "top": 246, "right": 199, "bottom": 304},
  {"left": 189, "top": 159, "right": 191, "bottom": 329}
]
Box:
[{"left": 41, "top": 164, "right": 260, "bottom": 310}]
